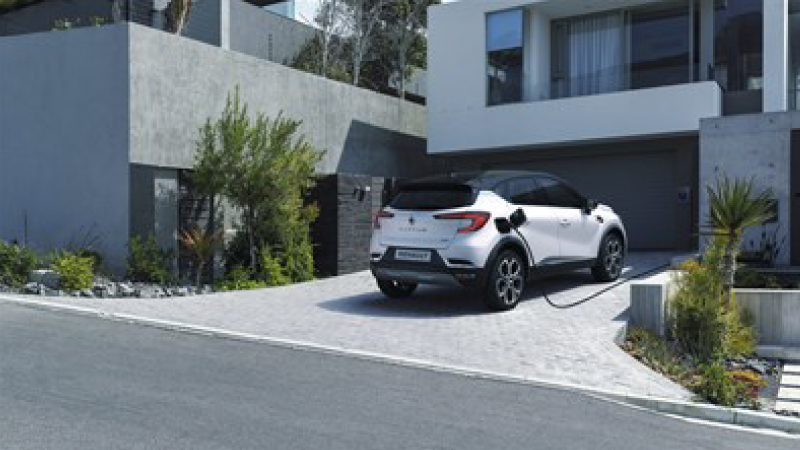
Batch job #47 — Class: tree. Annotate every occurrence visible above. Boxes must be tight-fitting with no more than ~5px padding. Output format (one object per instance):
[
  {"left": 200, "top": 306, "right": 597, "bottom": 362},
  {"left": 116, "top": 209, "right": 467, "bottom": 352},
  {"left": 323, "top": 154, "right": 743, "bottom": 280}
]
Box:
[
  {"left": 706, "top": 176, "right": 775, "bottom": 303},
  {"left": 315, "top": 0, "right": 348, "bottom": 78},
  {"left": 193, "top": 89, "right": 323, "bottom": 278},
  {"left": 344, "top": 0, "right": 389, "bottom": 86},
  {"left": 166, "top": 0, "right": 192, "bottom": 35},
  {"left": 381, "top": 0, "right": 437, "bottom": 98}
]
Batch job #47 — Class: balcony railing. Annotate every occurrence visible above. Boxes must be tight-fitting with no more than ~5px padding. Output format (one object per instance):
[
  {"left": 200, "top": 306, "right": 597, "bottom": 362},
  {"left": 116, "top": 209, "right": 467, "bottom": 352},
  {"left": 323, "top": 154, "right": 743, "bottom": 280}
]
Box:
[{"left": 540, "top": 63, "right": 698, "bottom": 102}]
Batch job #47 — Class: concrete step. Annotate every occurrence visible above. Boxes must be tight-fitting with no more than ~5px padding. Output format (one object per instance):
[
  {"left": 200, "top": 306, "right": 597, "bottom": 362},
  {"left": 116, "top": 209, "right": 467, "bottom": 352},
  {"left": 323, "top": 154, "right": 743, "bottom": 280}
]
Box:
[
  {"left": 775, "top": 400, "right": 800, "bottom": 414},
  {"left": 781, "top": 374, "right": 800, "bottom": 387},
  {"left": 777, "top": 386, "right": 800, "bottom": 401},
  {"left": 783, "top": 363, "right": 800, "bottom": 375}
]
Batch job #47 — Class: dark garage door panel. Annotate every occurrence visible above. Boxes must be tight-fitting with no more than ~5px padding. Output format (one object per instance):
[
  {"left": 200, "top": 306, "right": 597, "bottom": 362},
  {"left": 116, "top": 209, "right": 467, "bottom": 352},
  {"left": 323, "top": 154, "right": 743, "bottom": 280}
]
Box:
[{"left": 495, "top": 151, "right": 678, "bottom": 250}]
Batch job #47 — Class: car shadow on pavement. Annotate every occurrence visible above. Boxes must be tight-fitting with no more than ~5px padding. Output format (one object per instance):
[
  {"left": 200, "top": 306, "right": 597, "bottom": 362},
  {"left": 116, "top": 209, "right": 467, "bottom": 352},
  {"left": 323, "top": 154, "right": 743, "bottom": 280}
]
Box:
[{"left": 318, "top": 270, "right": 608, "bottom": 318}]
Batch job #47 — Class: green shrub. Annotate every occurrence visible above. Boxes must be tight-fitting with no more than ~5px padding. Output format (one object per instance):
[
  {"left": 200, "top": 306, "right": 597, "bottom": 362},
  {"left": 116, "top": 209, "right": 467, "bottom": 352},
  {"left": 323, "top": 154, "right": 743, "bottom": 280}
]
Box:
[
  {"left": 696, "top": 363, "right": 739, "bottom": 407},
  {"left": 671, "top": 242, "right": 727, "bottom": 362},
  {"left": 260, "top": 246, "right": 289, "bottom": 287},
  {"left": 723, "top": 299, "right": 757, "bottom": 358},
  {"left": 215, "top": 267, "right": 265, "bottom": 291},
  {"left": 53, "top": 252, "right": 94, "bottom": 291},
  {"left": 625, "top": 327, "right": 692, "bottom": 382},
  {"left": 126, "top": 235, "right": 173, "bottom": 284},
  {"left": 0, "top": 241, "right": 38, "bottom": 287}
]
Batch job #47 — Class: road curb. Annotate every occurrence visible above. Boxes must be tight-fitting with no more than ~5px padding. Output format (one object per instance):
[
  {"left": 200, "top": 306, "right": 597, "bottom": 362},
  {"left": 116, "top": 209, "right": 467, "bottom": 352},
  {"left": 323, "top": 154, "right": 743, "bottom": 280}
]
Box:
[{"left": 1, "top": 294, "right": 798, "bottom": 437}]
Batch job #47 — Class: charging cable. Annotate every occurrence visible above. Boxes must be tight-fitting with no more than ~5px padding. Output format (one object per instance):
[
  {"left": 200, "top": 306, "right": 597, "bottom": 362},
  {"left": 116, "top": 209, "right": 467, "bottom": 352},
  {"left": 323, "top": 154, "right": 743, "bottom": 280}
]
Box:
[{"left": 507, "top": 217, "right": 672, "bottom": 309}]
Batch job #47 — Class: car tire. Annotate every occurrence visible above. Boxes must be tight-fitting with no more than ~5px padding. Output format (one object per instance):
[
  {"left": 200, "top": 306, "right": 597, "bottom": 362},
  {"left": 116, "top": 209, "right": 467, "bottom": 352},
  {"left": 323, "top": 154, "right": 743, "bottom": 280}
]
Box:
[
  {"left": 592, "top": 233, "right": 625, "bottom": 282},
  {"left": 484, "top": 250, "right": 526, "bottom": 311},
  {"left": 377, "top": 279, "right": 418, "bottom": 298}
]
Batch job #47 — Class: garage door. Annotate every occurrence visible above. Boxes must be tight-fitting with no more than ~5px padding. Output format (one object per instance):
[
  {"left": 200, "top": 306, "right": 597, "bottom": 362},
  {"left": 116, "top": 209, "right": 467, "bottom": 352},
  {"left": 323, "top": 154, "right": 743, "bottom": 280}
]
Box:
[{"left": 493, "top": 151, "right": 678, "bottom": 250}]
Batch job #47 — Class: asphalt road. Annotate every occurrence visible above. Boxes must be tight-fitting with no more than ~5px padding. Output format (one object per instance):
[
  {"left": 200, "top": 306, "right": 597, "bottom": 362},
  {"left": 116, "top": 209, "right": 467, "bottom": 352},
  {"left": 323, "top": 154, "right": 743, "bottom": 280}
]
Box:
[{"left": 0, "top": 303, "right": 795, "bottom": 450}]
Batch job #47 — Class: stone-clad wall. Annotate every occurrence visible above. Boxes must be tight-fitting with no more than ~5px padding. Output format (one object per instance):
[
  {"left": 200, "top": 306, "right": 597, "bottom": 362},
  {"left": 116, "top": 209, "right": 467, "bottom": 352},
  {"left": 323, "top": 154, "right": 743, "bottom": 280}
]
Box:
[{"left": 312, "top": 174, "right": 391, "bottom": 277}]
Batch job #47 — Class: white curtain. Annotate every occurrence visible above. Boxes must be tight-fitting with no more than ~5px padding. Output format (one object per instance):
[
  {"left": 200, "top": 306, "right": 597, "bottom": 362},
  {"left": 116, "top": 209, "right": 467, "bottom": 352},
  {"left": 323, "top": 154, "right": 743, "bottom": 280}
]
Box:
[{"left": 567, "top": 12, "right": 627, "bottom": 96}]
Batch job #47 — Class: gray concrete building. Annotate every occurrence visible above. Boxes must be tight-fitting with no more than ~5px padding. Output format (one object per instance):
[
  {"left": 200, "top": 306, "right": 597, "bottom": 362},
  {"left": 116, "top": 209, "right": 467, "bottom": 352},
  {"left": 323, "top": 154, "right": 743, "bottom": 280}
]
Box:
[{"left": 0, "top": 22, "right": 437, "bottom": 274}]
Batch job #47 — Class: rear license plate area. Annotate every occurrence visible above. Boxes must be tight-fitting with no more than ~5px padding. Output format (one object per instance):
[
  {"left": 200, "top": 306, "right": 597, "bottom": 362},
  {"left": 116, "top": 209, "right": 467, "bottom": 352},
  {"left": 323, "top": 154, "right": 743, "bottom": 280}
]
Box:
[{"left": 394, "top": 249, "right": 432, "bottom": 263}]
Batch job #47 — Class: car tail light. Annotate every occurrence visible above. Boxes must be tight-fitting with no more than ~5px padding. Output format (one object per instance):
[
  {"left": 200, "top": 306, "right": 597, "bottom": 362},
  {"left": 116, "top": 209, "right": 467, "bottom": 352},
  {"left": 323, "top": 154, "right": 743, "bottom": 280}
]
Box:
[
  {"left": 373, "top": 209, "right": 394, "bottom": 229},
  {"left": 434, "top": 212, "right": 491, "bottom": 233}
]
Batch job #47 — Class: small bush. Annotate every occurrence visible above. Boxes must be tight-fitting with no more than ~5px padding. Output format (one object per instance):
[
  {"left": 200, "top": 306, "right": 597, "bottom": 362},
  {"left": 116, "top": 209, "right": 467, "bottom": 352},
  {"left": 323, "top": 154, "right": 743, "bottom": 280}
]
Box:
[
  {"left": 53, "top": 252, "right": 94, "bottom": 291},
  {"left": 624, "top": 327, "right": 695, "bottom": 384},
  {"left": 126, "top": 235, "right": 173, "bottom": 284},
  {"left": 76, "top": 249, "right": 103, "bottom": 274},
  {"left": 0, "top": 241, "right": 38, "bottom": 287},
  {"left": 671, "top": 245, "right": 727, "bottom": 362},
  {"left": 260, "top": 246, "right": 289, "bottom": 287},
  {"left": 723, "top": 300, "right": 757, "bottom": 358},
  {"left": 215, "top": 267, "right": 265, "bottom": 291},
  {"left": 671, "top": 238, "right": 758, "bottom": 363},
  {"left": 696, "top": 363, "right": 738, "bottom": 407}
]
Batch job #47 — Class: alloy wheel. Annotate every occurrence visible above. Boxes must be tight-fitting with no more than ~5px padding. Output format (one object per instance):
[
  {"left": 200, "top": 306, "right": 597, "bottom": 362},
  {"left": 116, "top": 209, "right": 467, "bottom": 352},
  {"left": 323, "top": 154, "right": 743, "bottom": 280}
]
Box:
[{"left": 495, "top": 256, "right": 523, "bottom": 306}]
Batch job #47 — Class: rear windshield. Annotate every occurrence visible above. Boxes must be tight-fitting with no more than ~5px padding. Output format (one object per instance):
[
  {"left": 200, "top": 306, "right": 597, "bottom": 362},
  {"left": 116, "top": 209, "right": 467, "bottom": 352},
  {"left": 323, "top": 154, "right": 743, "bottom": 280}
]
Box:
[{"left": 389, "top": 184, "right": 475, "bottom": 210}]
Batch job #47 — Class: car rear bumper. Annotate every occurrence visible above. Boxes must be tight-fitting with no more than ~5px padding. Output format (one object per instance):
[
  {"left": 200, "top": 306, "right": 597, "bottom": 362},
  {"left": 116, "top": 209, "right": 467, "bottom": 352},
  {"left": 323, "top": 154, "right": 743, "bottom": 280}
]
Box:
[{"left": 370, "top": 247, "right": 484, "bottom": 288}]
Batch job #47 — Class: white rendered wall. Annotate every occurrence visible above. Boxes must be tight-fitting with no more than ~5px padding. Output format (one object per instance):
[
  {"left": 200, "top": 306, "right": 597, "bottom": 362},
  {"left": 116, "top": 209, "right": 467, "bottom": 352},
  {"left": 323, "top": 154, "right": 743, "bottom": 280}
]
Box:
[{"left": 428, "top": 0, "right": 722, "bottom": 154}]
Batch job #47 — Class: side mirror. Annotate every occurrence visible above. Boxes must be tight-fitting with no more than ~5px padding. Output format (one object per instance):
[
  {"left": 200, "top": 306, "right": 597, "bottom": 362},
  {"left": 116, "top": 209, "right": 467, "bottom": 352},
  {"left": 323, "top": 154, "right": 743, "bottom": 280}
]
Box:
[
  {"left": 509, "top": 208, "right": 527, "bottom": 227},
  {"left": 583, "top": 198, "right": 598, "bottom": 214}
]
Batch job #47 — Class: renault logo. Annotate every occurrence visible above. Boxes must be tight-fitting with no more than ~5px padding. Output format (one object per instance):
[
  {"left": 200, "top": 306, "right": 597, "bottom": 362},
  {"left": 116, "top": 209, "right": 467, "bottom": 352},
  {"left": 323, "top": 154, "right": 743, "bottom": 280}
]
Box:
[{"left": 408, "top": 216, "right": 416, "bottom": 226}]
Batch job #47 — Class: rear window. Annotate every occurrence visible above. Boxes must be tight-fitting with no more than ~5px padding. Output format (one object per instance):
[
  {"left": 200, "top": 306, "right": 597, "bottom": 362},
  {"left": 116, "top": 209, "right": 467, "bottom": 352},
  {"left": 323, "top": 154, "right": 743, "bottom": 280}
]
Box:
[{"left": 389, "top": 184, "right": 475, "bottom": 210}]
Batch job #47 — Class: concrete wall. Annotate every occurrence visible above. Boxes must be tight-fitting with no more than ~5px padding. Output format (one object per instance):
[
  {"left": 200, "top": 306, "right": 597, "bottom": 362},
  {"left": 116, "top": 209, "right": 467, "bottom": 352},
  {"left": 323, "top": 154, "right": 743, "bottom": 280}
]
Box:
[
  {"left": 128, "top": 23, "right": 435, "bottom": 178},
  {"left": 0, "top": 25, "right": 130, "bottom": 273},
  {"left": 229, "top": 0, "right": 315, "bottom": 64},
  {"left": 700, "top": 112, "right": 793, "bottom": 266},
  {"left": 736, "top": 289, "right": 800, "bottom": 347}
]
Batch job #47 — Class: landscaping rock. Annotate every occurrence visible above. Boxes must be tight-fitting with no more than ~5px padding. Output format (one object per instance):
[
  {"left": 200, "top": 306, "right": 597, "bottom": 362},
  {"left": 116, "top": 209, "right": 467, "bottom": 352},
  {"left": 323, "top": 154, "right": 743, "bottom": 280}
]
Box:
[
  {"left": 28, "top": 270, "right": 60, "bottom": 289},
  {"left": 117, "top": 282, "right": 135, "bottom": 297},
  {"left": 24, "top": 282, "right": 43, "bottom": 295},
  {"left": 174, "top": 287, "right": 190, "bottom": 297},
  {"left": 80, "top": 289, "right": 95, "bottom": 298},
  {"left": 747, "top": 360, "right": 770, "bottom": 376},
  {"left": 135, "top": 285, "right": 163, "bottom": 299}
]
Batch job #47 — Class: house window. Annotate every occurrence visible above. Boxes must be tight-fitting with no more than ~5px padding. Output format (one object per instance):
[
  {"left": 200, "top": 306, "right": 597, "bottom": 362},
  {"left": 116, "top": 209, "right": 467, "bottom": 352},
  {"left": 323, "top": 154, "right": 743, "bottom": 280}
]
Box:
[
  {"left": 550, "top": 1, "right": 693, "bottom": 99},
  {"left": 630, "top": 3, "right": 692, "bottom": 89},
  {"left": 714, "top": 0, "right": 763, "bottom": 92},
  {"left": 791, "top": 1, "right": 800, "bottom": 109},
  {"left": 551, "top": 11, "right": 628, "bottom": 98},
  {"left": 487, "top": 9, "right": 525, "bottom": 106}
]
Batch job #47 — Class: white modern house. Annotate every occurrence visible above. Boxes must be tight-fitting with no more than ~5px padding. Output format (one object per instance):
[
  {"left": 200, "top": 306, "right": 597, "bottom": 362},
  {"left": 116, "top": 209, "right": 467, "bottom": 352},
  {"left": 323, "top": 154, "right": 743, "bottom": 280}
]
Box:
[{"left": 428, "top": 0, "right": 800, "bottom": 266}]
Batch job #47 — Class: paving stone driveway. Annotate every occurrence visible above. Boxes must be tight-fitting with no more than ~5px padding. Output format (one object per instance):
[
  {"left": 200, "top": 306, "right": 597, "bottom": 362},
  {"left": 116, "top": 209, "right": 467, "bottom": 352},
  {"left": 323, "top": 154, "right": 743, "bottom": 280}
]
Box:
[{"left": 4, "top": 252, "right": 689, "bottom": 399}]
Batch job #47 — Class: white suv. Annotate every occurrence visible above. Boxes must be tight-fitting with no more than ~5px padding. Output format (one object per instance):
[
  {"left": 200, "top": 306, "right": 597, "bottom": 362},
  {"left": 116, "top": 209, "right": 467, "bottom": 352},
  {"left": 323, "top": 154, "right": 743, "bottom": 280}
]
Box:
[{"left": 369, "top": 171, "right": 627, "bottom": 311}]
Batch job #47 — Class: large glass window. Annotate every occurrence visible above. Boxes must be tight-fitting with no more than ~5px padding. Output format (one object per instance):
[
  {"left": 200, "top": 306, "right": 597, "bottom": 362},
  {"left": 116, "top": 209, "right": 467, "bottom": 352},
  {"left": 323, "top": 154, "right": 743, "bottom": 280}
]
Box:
[
  {"left": 550, "top": 1, "right": 693, "bottom": 98},
  {"left": 714, "top": 0, "right": 763, "bottom": 92},
  {"left": 487, "top": 9, "right": 524, "bottom": 106},
  {"left": 790, "top": 1, "right": 800, "bottom": 109},
  {"left": 630, "top": 3, "right": 692, "bottom": 89}
]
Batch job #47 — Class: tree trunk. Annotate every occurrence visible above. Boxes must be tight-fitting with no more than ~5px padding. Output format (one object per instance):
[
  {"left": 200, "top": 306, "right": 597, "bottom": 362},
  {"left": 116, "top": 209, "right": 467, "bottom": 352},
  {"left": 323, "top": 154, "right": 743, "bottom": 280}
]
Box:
[
  {"left": 207, "top": 194, "right": 217, "bottom": 281},
  {"left": 721, "top": 237, "right": 738, "bottom": 307},
  {"left": 398, "top": 49, "right": 407, "bottom": 99},
  {"left": 195, "top": 260, "right": 205, "bottom": 289},
  {"left": 247, "top": 208, "right": 257, "bottom": 273}
]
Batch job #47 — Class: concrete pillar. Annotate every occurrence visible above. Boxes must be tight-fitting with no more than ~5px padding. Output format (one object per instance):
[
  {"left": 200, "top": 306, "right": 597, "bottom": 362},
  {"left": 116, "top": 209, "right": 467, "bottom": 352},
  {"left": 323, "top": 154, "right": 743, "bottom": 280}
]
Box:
[
  {"left": 525, "top": 8, "right": 550, "bottom": 101},
  {"left": 220, "top": 0, "right": 230, "bottom": 50},
  {"left": 699, "top": 0, "right": 714, "bottom": 81},
  {"left": 764, "top": 0, "right": 789, "bottom": 112}
]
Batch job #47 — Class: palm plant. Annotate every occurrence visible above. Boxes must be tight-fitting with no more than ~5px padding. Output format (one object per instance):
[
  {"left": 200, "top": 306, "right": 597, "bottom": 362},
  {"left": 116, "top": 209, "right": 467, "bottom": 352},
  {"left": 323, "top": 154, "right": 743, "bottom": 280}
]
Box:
[
  {"left": 178, "top": 226, "right": 223, "bottom": 288},
  {"left": 706, "top": 176, "right": 775, "bottom": 304}
]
